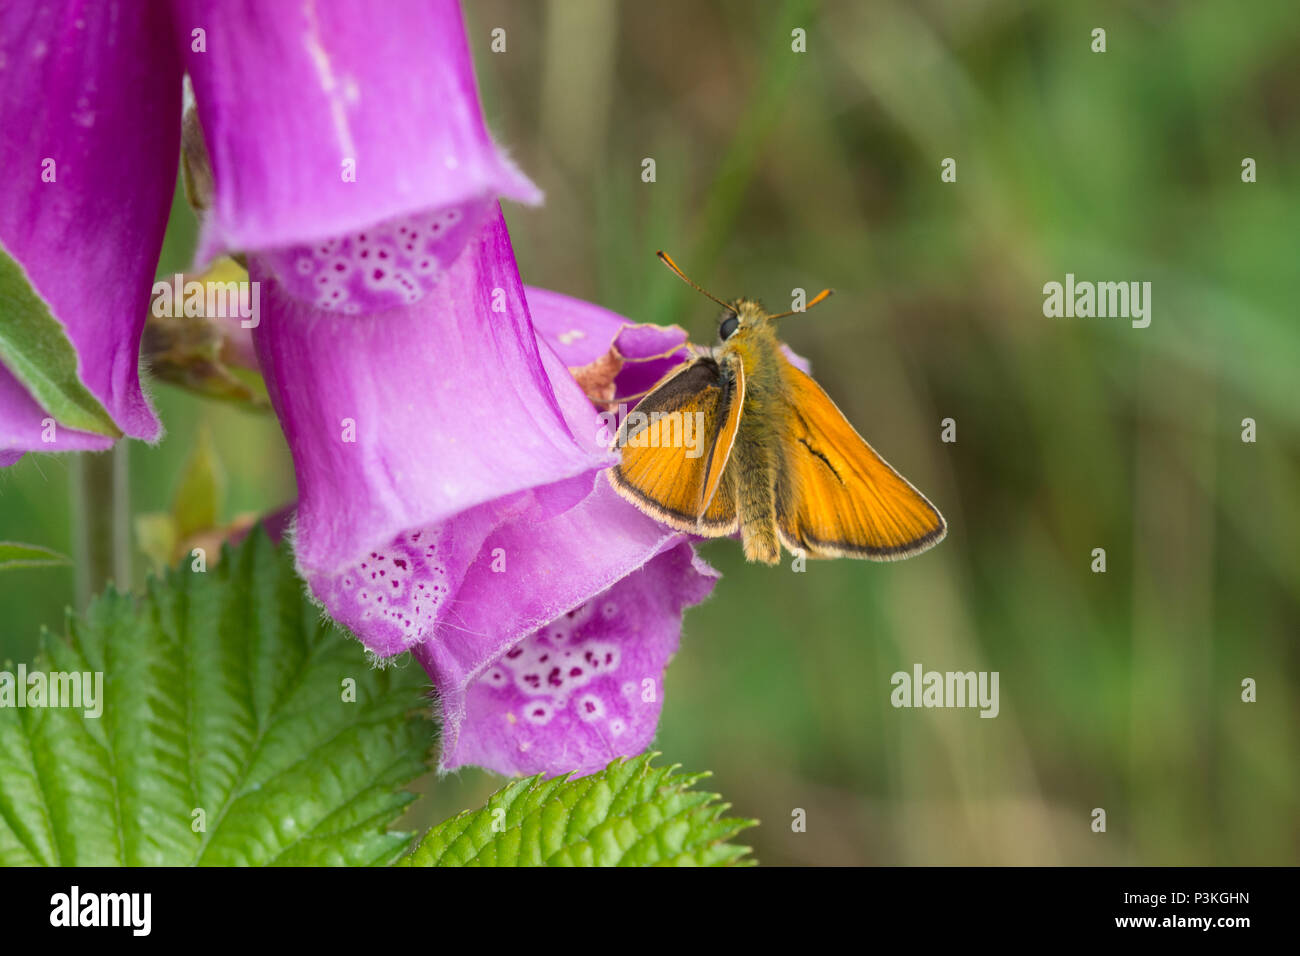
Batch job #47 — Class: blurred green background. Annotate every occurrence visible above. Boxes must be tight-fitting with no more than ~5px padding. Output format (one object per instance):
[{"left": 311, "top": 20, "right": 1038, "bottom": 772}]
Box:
[{"left": 2, "top": 0, "right": 1297, "bottom": 864}]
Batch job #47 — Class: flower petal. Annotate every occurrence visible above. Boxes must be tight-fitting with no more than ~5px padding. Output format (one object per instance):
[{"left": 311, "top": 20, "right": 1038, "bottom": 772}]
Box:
[
  {"left": 0, "top": 2, "right": 179, "bottom": 442},
  {"left": 527, "top": 286, "right": 692, "bottom": 405},
  {"left": 0, "top": 365, "right": 115, "bottom": 461},
  {"left": 253, "top": 206, "right": 606, "bottom": 590},
  {"left": 177, "top": 0, "right": 539, "bottom": 264},
  {"left": 254, "top": 199, "right": 493, "bottom": 314},
  {"left": 425, "top": 538, "right": 717, "bottom": 777}
]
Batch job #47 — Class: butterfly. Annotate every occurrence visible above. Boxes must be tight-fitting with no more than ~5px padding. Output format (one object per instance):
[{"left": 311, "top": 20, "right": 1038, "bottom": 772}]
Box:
[{"left": 607, "top": 252, "right": 947, "bottom": 565}]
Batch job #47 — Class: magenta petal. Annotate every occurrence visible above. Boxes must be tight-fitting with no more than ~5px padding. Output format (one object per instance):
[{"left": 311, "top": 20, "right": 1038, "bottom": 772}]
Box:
[
  {"left": 782, "top": 345, "right": 811, "bottom": 374},
  {"left": 177, "top": 0, "right": 540, "bottom": 263},
  {"left": 424, "top": 532, "right": 717, "bottom": 778},
  {"left": 526, "top": 288, "right": 682, "bottom": 366},
  {"left": 0, "top": 366, "right": 115, "bottom": 459},
  {"left": 527, "top": 287, "right": 693, "bottom": 401},
  {"left": 0, "top": 3, "right": 178, "bottom": 442},
  {"left": 254, "top": 207, "right": 605, "bottom": 588},
  {"left": 255, "top": 199, "right": 493, "bottom": 313},
  {"left": 416, "top": 476, "right": 684, "bottom": 758}
]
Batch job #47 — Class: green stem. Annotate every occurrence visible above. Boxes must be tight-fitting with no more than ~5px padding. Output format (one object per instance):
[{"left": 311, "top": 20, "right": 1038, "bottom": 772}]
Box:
[{"left": 72, "top": 444, "right": 130, "bottom": 607}]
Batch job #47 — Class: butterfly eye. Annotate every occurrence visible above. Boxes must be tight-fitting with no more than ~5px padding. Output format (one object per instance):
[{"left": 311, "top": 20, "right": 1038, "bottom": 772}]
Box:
[{"left": 719, "top": 314, "right": 739, "bottom": 340}]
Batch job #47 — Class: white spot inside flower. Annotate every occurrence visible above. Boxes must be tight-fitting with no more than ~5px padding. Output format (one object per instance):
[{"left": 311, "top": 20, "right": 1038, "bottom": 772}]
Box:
[
  {"left": 609, "top": 719, "right": 627, "bottom": 737},
  {"left": 577, "top": 694, "right": 605, "bottom": 722},
  {"left": 323, "top": 528, "right": 451, "bottom": 647},
  {"left": 557, "top": 329, "right": 586, "bottom": 346},
  {"left": 524, "top": 701, "right": 553, "bottom": 725},
  {"left": 271, "top": 206, "right": 483, "bottom": 310},
  {"left": 498, "top": 634, "right": 619, "bottom": 699}
]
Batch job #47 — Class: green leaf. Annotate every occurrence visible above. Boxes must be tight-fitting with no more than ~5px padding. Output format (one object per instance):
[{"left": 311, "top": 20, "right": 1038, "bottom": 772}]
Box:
[
  {"left": 0, "top": 527, "right": 433, "bottom": 866},
  {"left": 0, "top": 243, "right": 122, "bottom": 437},
  {"left": 0, "top": 541, "right": 71, "bottom": 571},
  {"left": 400, "top": 752, "right": 757, "bottom": 866}
]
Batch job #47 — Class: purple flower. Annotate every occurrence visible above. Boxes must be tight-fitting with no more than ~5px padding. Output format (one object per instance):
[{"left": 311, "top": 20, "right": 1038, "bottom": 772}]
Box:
[
  {"left": 2, "top": 0, "right": 718, "bottom": 778},
  {"left": 0, "top": 2, "right": 178, "bottom": 459},
  {"left": 256, "top": 206, "right": 717, "bottom": 776},
  {"left": 528, "top": 287, "right": 693, "bottom": 408},
  {"left": 0, "top": 0, "right": 533, "bottom": 460}
]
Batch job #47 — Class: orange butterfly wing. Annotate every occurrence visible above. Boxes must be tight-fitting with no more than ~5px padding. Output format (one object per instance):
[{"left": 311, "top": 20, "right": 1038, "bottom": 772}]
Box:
[
  {"left": 775, "top": 359, "right": 946, "bottom": 560},
  {"left": 608, "top": 355, "right": 743, "bottom": 534}
]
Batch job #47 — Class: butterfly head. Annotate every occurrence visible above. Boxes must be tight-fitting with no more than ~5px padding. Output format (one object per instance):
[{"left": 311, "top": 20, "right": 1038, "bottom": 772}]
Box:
[{"left": 716, "top": 299, "right": 769, "bottom": 343}]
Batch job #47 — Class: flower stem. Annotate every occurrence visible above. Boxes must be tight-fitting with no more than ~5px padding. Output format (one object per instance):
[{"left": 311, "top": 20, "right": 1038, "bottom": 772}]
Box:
[{"left": 72, "top": 444, "right": 131, "bottom": 607}]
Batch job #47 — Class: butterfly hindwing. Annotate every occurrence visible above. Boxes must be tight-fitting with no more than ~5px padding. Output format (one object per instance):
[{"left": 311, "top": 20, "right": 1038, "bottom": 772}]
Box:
[
  {"left": 608, "top": 354, "right": 743, "bottom": 534},
  {"left": 774, "top": 358, "right": 945, "bottom": 559}
]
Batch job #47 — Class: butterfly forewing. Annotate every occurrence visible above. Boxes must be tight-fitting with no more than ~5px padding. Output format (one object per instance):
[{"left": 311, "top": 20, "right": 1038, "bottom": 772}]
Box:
[
  {"left": 608, "top": 355, "right": 743, "bottom": 534},
  {"left": 774, "top": 358, "right": 946, "bottom": 559}
]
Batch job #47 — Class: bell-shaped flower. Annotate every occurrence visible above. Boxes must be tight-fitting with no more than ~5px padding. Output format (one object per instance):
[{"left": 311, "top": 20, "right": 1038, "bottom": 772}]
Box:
[
  {"left": 2, "top": 0, "right": 719, "bottom": 779},
  {"left": 255, "top": 207, "right": 717, "bottom": 777},
  {"left": 1, "top": 0, "right": 533, "bottom": 461}
]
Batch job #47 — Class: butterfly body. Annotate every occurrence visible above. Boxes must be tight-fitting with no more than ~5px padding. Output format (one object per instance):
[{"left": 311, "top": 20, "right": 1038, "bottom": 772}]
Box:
[
  {"left": 711, "top": 300, "right": 787, "bottom": 563},
  {"left": 609, "top": 255, "right": 947, "bottom": 566}
]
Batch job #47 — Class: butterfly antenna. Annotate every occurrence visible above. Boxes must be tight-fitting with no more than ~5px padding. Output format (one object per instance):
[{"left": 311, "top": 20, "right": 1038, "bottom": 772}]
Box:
[
  {"left": 656, "top": 251, "right": 734, "bottom": 311},
  {"left": 767, "top": 288, "right": 834, "bottom": 320}
]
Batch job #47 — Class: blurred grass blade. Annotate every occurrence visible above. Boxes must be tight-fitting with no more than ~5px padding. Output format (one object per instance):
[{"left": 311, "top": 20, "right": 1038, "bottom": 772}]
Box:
[{"left": 0, "top": 541, "right": 71, "bottom": 571}]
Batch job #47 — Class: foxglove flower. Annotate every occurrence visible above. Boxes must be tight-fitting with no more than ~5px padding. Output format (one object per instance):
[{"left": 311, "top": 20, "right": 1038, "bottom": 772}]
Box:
[
  {"left": 0, "top": 2, "right": 177, "bottom": 461},
  {"left": 2, "top": 0, "right": 717, "bottom": 778},
  {"left": 0, "top": 0, "right": 533, "bottom": 461},
  {"left": 255, "top": 207, "right": 717, "bottom": 777}
]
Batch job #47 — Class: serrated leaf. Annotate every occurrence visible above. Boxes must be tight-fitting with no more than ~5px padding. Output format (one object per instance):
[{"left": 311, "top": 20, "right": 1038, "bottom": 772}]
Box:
[
  {"left": 400, "top": 752, "right": 757, "bottom": 866},
  {"left": 0, "top": 243, "right": 122, "bottom": 437},
  {"left": 0, "top": 527, "right": 433, "bottom": 866},
  {"left": 0, "top": 541, "right": 71, "bottom": 571}
]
